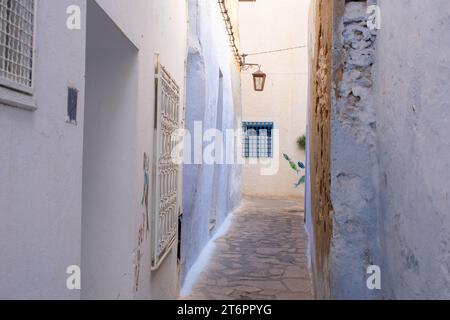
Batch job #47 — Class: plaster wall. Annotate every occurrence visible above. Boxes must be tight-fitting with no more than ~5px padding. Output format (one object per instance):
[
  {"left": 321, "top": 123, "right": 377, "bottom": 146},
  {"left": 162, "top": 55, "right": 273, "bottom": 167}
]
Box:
[
  {"left": 329, "top": 0, "right": 380, "bottom": 300},
  {"left": 308, "top": 0, "right": 450, "bottom": 300},
  {"left": 0, "top": 0, "right": 87, "bottom": 300},
  {"left": 81, "top": 0, "right": 139, "bottom": 300},
  {"left": 307, "top": 0, "right": 380, "bottom": 300},
  {"left": 375, "top": 0, "right": 450, "bottom": 299},
  {"left": 0, "top": 0, "right": 186, "bottom": 300},
  {"left": 240, "top": 0, "right": 310, "bottom": 199},
  {"left": 83, "top": 0, "right": 187, "bottom": 300},
  {"left": 181, "top": 0, "right": 242, "bottom": 286}
]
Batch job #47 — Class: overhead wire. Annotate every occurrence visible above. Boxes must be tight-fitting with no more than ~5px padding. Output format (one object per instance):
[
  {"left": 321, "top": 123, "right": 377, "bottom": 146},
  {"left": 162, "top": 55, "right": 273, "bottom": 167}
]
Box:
[{"left": 245, "top": 45, "right": 308, "bottom": 56}]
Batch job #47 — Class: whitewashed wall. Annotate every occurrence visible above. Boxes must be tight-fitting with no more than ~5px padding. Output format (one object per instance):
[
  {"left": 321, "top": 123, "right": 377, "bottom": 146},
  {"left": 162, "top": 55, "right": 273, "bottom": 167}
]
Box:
[
  {"left": 82, "top": 0, "right": 187, "bottom": 300},
  {"left": 375, "top": 0, "right": 450, "bottom": 299},
  {"left": 308, "top": 0, "right": 450, "bottom": 300},
  {"left": 0, "top": 0, "right": 186, "bottom": 300},
  {"left": 181, "top": 0, "right": 242, "bottom": 286},
  {"left": 329, "top": 0, "right": 450, "bottom": 300},
  {"left": 240, "top": 0, "right": 310, "bottom": 199},
  {"left": 0, "top": 0, "right": 87, "bottom": 300}
]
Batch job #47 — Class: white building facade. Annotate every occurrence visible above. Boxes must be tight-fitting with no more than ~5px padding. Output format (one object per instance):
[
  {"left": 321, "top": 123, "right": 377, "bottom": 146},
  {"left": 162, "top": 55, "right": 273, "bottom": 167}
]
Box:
[
  {"left": 239, "top": 0, "right": 310, "bottom": 199},
  {"left": 0, "top": 0, "right": 187, "bottom": 300}
]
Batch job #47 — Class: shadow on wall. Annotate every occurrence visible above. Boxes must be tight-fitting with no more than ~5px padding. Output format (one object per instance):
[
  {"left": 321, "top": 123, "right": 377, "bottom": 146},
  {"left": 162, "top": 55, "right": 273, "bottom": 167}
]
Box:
[
  {"left": 180, "top": 46, "right": 233, "bottom": 287},
  {"left": 180, "top": 0, "right": 242, "bottom": 292},
  {"left": 81, "top": 0, "right": 139, "bottom": 300},
  {"left": 180, "top": 44, "right": 209, "bottom": 286}
]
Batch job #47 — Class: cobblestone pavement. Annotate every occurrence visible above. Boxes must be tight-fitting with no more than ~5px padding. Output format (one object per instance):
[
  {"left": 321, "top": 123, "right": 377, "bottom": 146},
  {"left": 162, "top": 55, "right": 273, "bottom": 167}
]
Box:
[{"left": 187, "top": 196, "right": 313, "bottom": 300}]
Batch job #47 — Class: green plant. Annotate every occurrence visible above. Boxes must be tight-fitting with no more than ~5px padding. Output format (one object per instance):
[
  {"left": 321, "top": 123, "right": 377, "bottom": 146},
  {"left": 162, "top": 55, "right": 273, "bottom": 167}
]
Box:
[
  {"left": 283, "top": 153, "right": 306, "bottom": 188},
  {"left": 297, "top": 135, "right": 306, "bottom": 151}
]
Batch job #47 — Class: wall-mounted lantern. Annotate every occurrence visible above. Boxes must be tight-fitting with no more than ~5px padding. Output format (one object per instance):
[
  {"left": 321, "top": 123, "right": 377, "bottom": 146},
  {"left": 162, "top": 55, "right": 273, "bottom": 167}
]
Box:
[
  {"left": 252, "top": 68, "right": 266, "bottom": 92},
  {"left": 241, "top": 54, "right": 266, "bottom": 92}
]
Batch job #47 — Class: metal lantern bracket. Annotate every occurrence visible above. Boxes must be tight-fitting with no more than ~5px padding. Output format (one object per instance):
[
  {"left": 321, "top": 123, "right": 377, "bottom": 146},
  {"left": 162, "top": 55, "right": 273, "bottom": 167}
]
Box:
[
  {"left": 241, "top": 54, "right": 260, "bottom": 71},
  {"left": 241, "top": 54, "right": 267, "bottom": 92}
]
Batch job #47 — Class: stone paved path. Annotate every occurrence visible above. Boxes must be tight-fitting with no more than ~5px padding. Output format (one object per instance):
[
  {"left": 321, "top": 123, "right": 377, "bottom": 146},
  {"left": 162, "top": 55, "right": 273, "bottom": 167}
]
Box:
[{"left": 187, "top": 196, "right": 313, "bottom": 300}]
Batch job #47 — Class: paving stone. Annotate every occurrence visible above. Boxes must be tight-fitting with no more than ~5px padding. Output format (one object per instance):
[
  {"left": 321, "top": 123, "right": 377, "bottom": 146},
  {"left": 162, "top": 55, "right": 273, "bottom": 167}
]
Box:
[
  {"left": 240, "top": 280, "right": 286, "bottom": 291},
  {"left": 256, "top": 248, "right": 282, "bottom": 255},
  {"left": 269, "top": 269, "right": 285, "bottom": 276},
  {"left": 234, "top": 286, "right": 263, "bottom": 293},
  {"left": 186, "top": 196, "right": 313, "bottom": 300},
  {"left": 284, "top": 266, "right": 311, "bottom": 279},
  {"left": 276, "top": 292, "right": 312, "bottom": 300},
  {"left": 282, "top": 278, "right": 312, "bottom": 293},
  {"left": 216, "top": 278, "right": 229, "bottom": 287}
]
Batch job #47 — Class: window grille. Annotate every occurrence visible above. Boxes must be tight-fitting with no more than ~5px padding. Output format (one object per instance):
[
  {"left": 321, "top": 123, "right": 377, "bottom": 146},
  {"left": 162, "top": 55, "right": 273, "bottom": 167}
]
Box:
[
  {"left": 151, "top": 61, "right": 181, "bottom": 270},
  {"left": 242, "top": 122, "right": 274, "bottom": 158},
  {"left": 0, "top": 0, "right": 35, "bottom": 93}
]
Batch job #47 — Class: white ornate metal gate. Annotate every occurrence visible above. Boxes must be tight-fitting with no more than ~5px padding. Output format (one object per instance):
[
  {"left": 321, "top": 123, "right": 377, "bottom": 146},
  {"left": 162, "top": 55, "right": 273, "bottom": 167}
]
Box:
[{"left": 151, "top": 59, "right": 181, "bottom": 270}]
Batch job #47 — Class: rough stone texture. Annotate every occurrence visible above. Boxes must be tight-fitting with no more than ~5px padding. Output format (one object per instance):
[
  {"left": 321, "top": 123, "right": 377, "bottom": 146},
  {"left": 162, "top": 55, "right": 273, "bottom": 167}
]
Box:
[
  {"left": 186, "top": 196, "right": 313, "bottom": 300},
  {"left": 308, "top": 0, "right": 380, "bottom": 299},
  {"left": 306, "top": 0, "right": 334, "bottom": 300},
  {"left": 329, "top": 0, "right": 380, "bottom": 300},
  {"left": 309, "top": 0, "right": 450, "bottom": 299}
]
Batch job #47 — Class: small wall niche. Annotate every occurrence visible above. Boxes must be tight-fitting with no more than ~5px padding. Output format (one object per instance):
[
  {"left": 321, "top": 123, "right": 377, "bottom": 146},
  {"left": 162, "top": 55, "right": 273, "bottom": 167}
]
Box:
[{"left": 67, "top": 87, "right": 79, "bottom": 124}]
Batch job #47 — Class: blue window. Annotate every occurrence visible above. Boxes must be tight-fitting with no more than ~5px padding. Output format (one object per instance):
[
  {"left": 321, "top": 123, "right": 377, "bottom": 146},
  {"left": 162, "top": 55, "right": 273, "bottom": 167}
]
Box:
[{"left": 242, "top": 122, "right": 274, "bottom": 158}]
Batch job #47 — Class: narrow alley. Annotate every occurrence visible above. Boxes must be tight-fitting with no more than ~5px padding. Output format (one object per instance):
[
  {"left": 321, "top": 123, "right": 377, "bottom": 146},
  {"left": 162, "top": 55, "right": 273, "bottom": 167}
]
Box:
[
  {"left": 187, "top": 197, "right": 312, "bottom": 300},
  {"left": 1, "top": 0, "right": 450, "bottom": 303}
]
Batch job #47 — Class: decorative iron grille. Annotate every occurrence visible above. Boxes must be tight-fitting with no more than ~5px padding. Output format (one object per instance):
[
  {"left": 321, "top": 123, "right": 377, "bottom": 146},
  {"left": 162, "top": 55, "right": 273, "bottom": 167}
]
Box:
[
  {"left": 151, "top": 62, "right": 181, "bottom": 270},
  {"left": 0, "top": 0, "right": 35, "bottom": 93},
  {"left": 242, "top": 122, "right": 274, "bottom": 158}
]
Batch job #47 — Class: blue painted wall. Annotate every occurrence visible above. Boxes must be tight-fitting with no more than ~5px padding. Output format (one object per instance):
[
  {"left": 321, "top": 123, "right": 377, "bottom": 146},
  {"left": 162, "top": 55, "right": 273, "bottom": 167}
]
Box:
[{"left": 180, "top": 0, "right": 242, "bottom": 285}]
